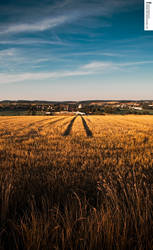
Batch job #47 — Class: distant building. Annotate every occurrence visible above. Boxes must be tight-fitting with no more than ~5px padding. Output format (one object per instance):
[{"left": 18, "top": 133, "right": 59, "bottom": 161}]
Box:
[
  {"left": 78, "top": 104, "right": 82, "bottom": 109},
  {"left": 75, "top": 111, "right": 86, "bottom": 116},
  {"left": 45, "top": 112, "right": 52, "bottom": 115},
  {"left": 131, "top": 107, "right": 143, "bottom": 110}
]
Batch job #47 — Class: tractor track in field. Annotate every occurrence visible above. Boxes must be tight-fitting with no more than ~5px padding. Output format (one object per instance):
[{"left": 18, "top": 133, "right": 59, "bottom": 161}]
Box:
[
  {"left": 37, "top": 117, "right": 69, "bottom": 131},
  {"left": 0, "top": 117, "right": 55, "bottom": 138},
  {"left": 4, "top": 117, "right": 69, "bottom": 142},
  {"left": 81, "top": 116, "right": 93, "bottom": 137},
  {"left": 16, "top": 117, "right": 55, "bottom": 132},
  {"left": 63, "top": 116, "right": 77, "bottom": 136}
]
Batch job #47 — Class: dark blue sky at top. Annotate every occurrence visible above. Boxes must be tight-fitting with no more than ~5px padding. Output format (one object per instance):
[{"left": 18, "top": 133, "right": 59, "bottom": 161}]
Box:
[{"left": 0, "top": 0, "right": 153, "bottom": 100}]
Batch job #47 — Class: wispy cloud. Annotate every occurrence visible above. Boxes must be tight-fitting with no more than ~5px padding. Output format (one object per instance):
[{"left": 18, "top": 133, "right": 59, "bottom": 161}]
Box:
[
  {"left": 0, "top": 70, "right": 93, "bottom": 84},
  {"left": 0, "top": 38, "right": 68, "bottom": 46},
  {"left": 0, "top": 16, "right": 71, "bottom": 34},
  {"left": 0, "top": 48, "right": 16, "bottom": 57},
  {"left": 0, "top": 0, "right": 140, "bottom": 35},
  {"left": 82, "top": 60, "right": 153, "bottom": 70},
  {"left": 62, "top": 51, "right": 124, "bottom": 57},
  {"left": 82, "top": 61, "right": 117, "bottom": 70},
  {"left": 119, "top": 61, "right": 153, "bottom": 66},
  {"left": 1, "top": 59, "right": 153, "bottom": 84}
]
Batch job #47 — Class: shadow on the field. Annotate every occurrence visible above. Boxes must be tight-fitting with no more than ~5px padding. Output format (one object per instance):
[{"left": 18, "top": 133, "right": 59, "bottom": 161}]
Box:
[
  {"left": 38, "top": 117, "right": 68, "bottom": 131},
  {"left": 81, "top": 116, "right": 93, "bottom": 137},
  {"left": 11, "top": 117, "right": 68, "bottom": 142},
  {"left": 63, "top": 116, "right": 77, "bottom": 136},
  {"left": 5, "top": 117, "right": 54, "bottom": 138}
]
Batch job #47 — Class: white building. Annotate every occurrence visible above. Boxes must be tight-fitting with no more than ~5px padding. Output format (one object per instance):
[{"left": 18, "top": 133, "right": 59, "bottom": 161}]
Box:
[
  {"left": 132, "top": 107, "right": 142, "bottom": 110},
  {"left": 45, "top": 112, "right": 52, "bottom": 115},
  {"left": 75, "top": 111, "right": 86, "bottom": 116},
  {"left": 78, "top": 104, "right": 82, "bottom": 109}
]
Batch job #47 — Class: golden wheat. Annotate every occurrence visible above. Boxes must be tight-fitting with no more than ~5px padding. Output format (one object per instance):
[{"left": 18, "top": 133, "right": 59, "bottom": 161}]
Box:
[{"left": 0, "top": 115, "right": 152, "bottom": 250}]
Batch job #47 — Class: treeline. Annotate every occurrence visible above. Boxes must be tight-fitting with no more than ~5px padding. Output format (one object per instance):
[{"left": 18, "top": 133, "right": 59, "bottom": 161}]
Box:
[{"left": 0, "top": 100, "right": 153, "bottom": 115}]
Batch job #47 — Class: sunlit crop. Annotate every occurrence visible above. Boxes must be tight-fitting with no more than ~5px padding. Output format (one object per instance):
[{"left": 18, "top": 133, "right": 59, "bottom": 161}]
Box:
[{"left": 0, "top": 115, "right": 153, "bottom": 250}]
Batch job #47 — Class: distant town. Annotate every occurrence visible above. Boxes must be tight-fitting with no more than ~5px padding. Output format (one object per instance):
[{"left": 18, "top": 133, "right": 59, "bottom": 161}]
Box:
[{"left": 0, "top": 100, "right": 153, "bottom": 116}]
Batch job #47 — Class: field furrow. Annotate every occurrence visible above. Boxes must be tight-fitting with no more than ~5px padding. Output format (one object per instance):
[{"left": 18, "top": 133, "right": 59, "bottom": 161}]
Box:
[{"left": 81, "top": 116, "right": 93, "bottom": 137}]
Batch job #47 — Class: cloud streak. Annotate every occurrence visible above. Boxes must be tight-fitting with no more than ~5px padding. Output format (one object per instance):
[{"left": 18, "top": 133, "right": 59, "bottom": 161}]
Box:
[
  {"left": 1, "top": 60, "right": 153, "bottom": 84},
  {"left": 0, "top": 70, "right": 93, "bottom": 84},
  {"left": 0, "top": 0, "right": 140, "bottom": 35},
  {"left": 83, "top": 60, "right": 153, "bottom": 70},
  {"left": 0, "top": 48, "right": 16, "bottom": 57},
  {"left": 82, "top": 61, "right": 117, "bottom": 70},
  {"left": 0, "top": 38, "right": 68, "bottom": 46},
  {"left": 0, "top": 16, "right": 71, "bottom": 34}
]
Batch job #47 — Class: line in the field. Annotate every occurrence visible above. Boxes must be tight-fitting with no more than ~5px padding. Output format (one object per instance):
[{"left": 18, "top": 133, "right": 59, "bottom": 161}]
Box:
[
  {"left": 81, "top": 116, "right": 93, "bottom": 137},
  {"left": 63, "top": 116, "right": 77, "bottom": 136}
]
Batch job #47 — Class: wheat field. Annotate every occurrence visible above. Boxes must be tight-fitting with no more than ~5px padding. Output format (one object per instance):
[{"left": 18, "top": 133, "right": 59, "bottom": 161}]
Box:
[{"left": 0, "top": 115, "right": 153, "bottom": 250}]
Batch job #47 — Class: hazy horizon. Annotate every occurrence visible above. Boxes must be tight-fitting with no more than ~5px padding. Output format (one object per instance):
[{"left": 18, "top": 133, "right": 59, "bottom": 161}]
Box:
[
  {"left": 0, "top": 0, "right": 153, "bottom": 100},
  {"left": 0, "top": 98, "right": 153, "bottom": 103}
]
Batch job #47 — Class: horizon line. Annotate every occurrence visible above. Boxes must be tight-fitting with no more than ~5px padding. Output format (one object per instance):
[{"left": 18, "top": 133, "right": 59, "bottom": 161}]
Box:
[{"left": 0, "top": 99, "right": 153, "bottom": 103}]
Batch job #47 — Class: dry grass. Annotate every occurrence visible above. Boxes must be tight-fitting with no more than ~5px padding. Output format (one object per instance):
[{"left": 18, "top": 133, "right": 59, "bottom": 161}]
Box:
[{"left": 0, "top": 115, "right": 153, "bottom": 250}]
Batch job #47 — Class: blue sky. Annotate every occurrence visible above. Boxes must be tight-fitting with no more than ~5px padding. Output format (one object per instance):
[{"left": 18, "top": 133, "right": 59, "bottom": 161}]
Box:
[{"left": 0, "top": 0, "right": 153, "bottom": 100}]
